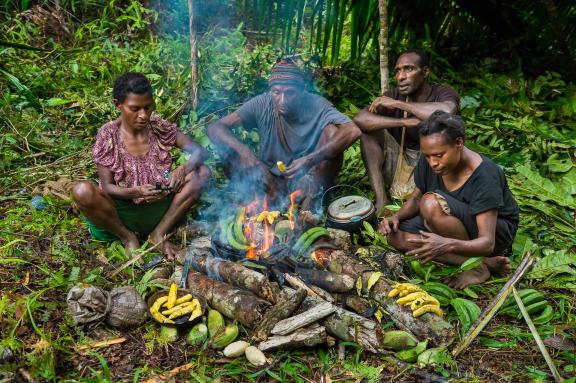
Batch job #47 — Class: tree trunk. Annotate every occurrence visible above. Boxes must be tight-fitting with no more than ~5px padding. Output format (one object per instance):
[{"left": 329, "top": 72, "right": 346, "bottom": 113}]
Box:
[
  {"left": 189, "top": 253, "right": 278, "bottom": 303},
  {"left": 187, "top": 271, "right": 270, "bottom": 328},
  {"left": 378, "top": 0, "right": 389, "bottom": 94},
  {"left": 187, "top": 0, "right": 198, "bottom": 110}
]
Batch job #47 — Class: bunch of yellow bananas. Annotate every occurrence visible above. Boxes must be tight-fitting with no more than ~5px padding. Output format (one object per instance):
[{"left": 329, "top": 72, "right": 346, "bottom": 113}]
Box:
[{"left": 388, "top": 283, "right": 444, "bottom": 318}]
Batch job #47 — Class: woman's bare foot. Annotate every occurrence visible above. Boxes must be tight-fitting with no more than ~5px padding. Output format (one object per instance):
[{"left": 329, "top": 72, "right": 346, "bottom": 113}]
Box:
[
  {"left": 149, "top": 233, "right": 182, "bottom": 260},
  {"left": 484, "top": 256, "right": 512, "bottom": 276},
  {"left": 121, "top": 233, "right": 140, "bottom": 258},
  {"left": 445, "top": 262, "right": 491, "bottom": 290}
]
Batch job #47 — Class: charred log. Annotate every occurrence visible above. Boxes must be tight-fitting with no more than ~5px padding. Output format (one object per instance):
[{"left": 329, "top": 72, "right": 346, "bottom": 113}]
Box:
[
  {"left": 189, "top": 253, "right": 278, "bottom": 303},
  {"left": 187, "top": 271, "right": 270, "bottom": 328},
  {"left": 252, "top": 288, "right": 307, "bottom": 342}
]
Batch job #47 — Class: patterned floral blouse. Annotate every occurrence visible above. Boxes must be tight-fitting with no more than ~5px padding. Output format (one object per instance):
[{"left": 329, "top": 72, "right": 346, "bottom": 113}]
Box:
[{"left": 92, "top": 115, "right": 177, "bottom": 204}]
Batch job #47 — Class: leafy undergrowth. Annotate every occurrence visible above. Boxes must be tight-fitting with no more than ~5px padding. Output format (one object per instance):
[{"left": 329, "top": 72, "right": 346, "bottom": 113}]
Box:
[{"left": 1, "top": 2, "right": 575, "bottom": 382}]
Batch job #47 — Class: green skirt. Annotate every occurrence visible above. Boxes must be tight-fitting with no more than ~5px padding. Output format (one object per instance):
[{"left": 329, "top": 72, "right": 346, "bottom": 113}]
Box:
[{"left": 85, "top": 196, "right": 173, "bottom": 242}]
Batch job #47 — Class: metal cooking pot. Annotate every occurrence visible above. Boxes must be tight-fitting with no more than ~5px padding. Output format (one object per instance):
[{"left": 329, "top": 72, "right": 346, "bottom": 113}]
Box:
[{"left": 323, "top": 186, "right": 377, "bottom": 235}]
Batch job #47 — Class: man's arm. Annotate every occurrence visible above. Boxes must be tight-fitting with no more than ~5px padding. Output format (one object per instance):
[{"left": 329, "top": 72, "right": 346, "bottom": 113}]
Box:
[
  {"left": 283, "top": 121, "right": 361, "bottom": 177},
  {"left": 354, "top": 107, "right": 420, "bottom": 133},
  {"left": 310, "top": 121, "right": 361, "bottom": 163},
  {"left": 174, "top": 131, "right": 208, "bottom": 172},
  {"left": 207, "top": 112, "right": 260, "bottom": 167},
  {"left": 372, "top": 96, "right": 458, "bottom": 121}
]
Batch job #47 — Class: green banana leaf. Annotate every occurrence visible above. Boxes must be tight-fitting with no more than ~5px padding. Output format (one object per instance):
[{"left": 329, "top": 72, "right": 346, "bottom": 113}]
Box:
[{"left": 526, "top": 250, "right": 576, "bottom": 280}]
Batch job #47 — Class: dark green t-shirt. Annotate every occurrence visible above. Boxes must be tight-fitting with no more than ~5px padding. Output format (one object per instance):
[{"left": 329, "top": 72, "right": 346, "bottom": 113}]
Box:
[{"left": 414, "top": 154, "right": 519, "bottom": 224}]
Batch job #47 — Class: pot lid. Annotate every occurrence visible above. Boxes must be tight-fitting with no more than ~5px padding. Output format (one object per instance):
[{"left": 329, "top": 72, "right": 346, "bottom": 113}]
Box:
[{"left": 327, "top": 195, "right": 374, "bottom": 220}]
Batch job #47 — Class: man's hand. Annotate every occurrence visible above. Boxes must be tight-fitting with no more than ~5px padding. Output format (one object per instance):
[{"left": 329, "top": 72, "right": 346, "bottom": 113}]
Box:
[
  {"left": 404, "top": 117, "right": 421, "bottom": 128},
  {"left": 379, "top": 215, "right": 400, "bottom": 235},
  {"left": 168, "top": 165, "right": 186, "bottom": 193},
  {"left": 139, "top": 185, "right": 168, "bottom": 203},
  {"left": 369, "top": 96, "right": 400, "bottom": 113},
  {"left": 406, "top": 231, "right": 454, "bottom": 263},
  {"left": 283, "top": 155, "right": 314, "bottom": 179}
]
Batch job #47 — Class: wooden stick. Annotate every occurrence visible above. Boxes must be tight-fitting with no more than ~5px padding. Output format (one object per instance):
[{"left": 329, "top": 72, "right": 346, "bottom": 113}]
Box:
[
  {"left": 106, "top": 234, "right": 172, "bottom": 279},
  {"left": 77, "top": 337, "right": 126, "bottom": 351},
  {"left": 187, "top": 0, "right": 198, "bottom": 110},
  {"left": 252, "top": 288, "right": 307, "bottom": 342},
  {"left": 271, "top": 302, "right": 336, "bottom": 336},
  {"left": 452, "top": 252, "right": 535, "bottom": 357},
  {"left": 284, "top": 274, "right": 333, "bottom": 302},
  {"left": 258, "top": 326, "right": 326, "bottom": 352},
  {"left": 513, "top": 286, "right": 564, "bottom": 383}
]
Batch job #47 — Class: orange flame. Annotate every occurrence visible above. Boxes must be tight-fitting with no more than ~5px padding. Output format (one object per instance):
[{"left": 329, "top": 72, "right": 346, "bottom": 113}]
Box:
[
  {"left": 288, "top": 189, "right": 302, "bottom": 230},
  {"left": 246, "top": 242, "right": 257, "bottom": 259}
]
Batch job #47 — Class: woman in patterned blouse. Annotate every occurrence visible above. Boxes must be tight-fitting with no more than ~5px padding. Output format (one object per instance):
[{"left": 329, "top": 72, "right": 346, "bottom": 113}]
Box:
[{"left": 72, "top": 72, "right": 210, "bottom": 259}]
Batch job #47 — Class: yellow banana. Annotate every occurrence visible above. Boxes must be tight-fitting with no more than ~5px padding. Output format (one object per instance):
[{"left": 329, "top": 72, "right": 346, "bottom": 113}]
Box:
[
  {"left": 256, "top": 211, "right": 268, "bottom": 222},
  {"left": 151, "top": 296, "right": 169, "bottom": 312},
  {"left": 410, "top": 296, "right": 440, "bottom": 311},
  {"left": 388, "top": 288, "right": 401, "bottom": 298},
  {"left": 166, "top": 283, "right": 178, "bottom": 309},
  {"left": 151, "top": 310, "right": 174, "bottom": 324},
  {"left": 398, "top": 286, "right": 423, "bottom": 297},
  {"left": 396, "top": 292, "right": 428, "bottom": 305},
  {"left": 413, "top": 304, "right": 444, "bottom": 318}
]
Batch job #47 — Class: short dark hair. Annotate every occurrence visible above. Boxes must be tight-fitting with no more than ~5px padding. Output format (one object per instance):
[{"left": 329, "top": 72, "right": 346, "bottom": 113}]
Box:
[
  {"left": 419, "top": 110, "right": 466, "bottom": 144},
  {"left": 113, "top": 72, "right": 152, "bottom": 104},
  {"left": 397, "top": 49, "right": 430, "bottom": 69}
]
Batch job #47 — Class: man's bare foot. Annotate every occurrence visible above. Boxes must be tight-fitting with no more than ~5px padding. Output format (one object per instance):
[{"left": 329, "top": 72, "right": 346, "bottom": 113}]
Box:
[
  {"left": 484, "top": 256, "right": 512, "bottom": 276},
  {"left": 444, "top": 263, "right": 490, "bottom": 290},
  {"left": 121, "top": 233, "right": 140, "bottom": 258},
  {"left": 149, "top": 233, "right": 182, "bottom": 260}
]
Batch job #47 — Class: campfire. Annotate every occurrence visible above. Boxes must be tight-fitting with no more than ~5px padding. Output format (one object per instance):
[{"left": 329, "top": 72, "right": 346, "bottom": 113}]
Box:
[
  {"left": 178, "top": 185, "right": 454, "bottom": 357},
  {"left": 213, "top": 189, "right": 328, "bottom": 266}
]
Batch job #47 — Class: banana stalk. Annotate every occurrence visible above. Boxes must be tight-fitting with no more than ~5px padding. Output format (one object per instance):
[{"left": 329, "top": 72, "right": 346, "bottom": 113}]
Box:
[{"left": 452, "top": 252, "right": 535, "bottom": 358}]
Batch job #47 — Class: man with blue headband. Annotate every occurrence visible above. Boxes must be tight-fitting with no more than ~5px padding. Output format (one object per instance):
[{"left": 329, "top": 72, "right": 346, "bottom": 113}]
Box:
[{"left": 208, "top": 58, "right": 360, "bottom": 205}]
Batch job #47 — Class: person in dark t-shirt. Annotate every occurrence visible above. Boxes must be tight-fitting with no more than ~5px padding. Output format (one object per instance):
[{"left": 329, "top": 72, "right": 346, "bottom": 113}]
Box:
[
  {"left": 208, "top": 58, "right": 361, "bottom": 207},
  {"left": 379, "top": 111, "right": 519, "bottom": 289},
  {"left": 354, "top": 49, "right": 460, "bottom": 211}
]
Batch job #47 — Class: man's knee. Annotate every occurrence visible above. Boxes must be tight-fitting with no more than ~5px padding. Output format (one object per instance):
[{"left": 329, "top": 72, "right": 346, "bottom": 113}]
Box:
[{"left": 71, "top": 181, "right": 98, "bottom": 206}]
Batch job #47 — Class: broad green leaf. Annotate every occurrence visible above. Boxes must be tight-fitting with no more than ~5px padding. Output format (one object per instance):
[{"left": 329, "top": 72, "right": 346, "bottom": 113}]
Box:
[
  {"left": 514, "top": 164, "right": 576, "bottom": 208},
  {"left": 45, "top": 98, "right": 76, "bottom": 107},
  {"left": 527, "top": 250, "right": 576, "bottom": 280},
  {"left": 459, "top": 257, "right": 484, "bottom": 271},
  {"left": 451, "top": 298, "right": 481, "bottom": 336}
]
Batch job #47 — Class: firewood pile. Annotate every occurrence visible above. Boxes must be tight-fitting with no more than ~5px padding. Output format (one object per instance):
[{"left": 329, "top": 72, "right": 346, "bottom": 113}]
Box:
[{"left": 173, "top": 193, "right": 456, "bottom": 357}]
